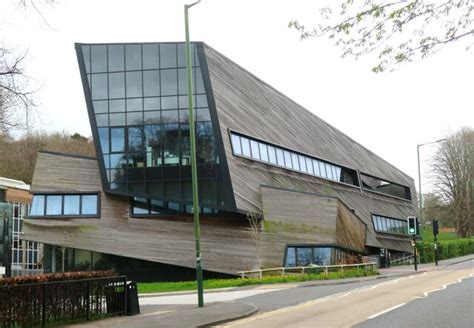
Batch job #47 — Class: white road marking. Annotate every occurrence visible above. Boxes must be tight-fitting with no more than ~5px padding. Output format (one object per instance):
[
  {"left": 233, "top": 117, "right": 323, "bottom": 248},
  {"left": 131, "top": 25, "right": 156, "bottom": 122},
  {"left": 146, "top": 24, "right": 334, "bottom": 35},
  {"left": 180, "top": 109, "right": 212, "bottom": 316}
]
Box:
[
  {"left": 450, "top": 259, "right": 474, "bottom": 266},
  {"left": 367, "top": 303, "right": 406, "bottom": 319},
  {"left": 412, "top": 273, "right": 474, "bottom": 300}
]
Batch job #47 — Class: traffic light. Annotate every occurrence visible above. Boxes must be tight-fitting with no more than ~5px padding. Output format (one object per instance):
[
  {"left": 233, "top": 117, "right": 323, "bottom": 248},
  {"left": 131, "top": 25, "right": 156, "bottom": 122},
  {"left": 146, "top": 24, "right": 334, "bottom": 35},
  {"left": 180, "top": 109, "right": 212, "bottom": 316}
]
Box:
[
  {"left": 432, "top": 219, "right": 439, "bottom": 236},
  {"left": 407, "top": 216, "right": 417, "bottom": 235}
]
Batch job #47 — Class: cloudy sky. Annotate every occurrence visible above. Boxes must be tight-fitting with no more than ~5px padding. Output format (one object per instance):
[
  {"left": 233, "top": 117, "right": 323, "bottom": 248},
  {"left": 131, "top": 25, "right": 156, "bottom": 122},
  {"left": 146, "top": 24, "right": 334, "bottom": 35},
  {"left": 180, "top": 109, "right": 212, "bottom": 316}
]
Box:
[{"left": 2, "top": 0, "right": 473, "bottom": 193}]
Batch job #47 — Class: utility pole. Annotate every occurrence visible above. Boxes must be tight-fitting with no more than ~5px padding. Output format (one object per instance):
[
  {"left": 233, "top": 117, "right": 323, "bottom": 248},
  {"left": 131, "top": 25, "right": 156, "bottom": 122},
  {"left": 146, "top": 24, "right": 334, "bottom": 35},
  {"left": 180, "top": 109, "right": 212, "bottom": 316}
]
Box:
[{"left": 184, "top": 0, "right": 204, "bottom": 308}]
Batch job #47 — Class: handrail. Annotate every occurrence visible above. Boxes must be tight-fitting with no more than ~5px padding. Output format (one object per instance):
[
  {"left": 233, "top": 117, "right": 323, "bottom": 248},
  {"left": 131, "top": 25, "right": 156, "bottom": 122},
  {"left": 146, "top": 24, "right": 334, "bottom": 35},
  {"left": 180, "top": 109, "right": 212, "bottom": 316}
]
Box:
[
  {"left": 390, "top": 255, "right": 415, "bottom": 265},
  {"left": 236, "top": 262, "right": 377, "bottom": 278}
]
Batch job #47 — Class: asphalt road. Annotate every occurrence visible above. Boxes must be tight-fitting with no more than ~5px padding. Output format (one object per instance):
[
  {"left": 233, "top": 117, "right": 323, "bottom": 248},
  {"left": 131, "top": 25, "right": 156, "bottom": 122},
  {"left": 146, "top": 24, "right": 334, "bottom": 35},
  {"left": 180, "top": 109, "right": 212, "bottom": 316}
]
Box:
[{"left": 223, "top": 260, "right": 474, "bottom": 328}]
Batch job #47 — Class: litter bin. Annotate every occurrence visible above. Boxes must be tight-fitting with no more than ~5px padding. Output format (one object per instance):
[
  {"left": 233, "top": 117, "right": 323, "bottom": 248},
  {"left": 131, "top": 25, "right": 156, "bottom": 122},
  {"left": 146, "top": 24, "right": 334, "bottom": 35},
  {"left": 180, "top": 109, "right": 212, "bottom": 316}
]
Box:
[{"left": 126, "top": 281, "right": 140, "bottom": 315}]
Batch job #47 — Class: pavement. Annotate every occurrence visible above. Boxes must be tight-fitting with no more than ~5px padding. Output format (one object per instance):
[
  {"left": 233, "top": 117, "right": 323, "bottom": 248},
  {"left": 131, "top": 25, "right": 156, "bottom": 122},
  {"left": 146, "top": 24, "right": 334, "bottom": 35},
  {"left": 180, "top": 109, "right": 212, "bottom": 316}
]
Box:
[{"left": 67, "top": 255, "right": 473, "bottom": 328}]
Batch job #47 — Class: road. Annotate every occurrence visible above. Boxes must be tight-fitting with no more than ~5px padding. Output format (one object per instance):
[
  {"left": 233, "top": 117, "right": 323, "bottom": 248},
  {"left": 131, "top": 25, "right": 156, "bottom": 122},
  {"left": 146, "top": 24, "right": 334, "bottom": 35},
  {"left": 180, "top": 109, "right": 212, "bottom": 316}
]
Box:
[{"left": 221, "top": 260, "right": 473, "bottom": 328}]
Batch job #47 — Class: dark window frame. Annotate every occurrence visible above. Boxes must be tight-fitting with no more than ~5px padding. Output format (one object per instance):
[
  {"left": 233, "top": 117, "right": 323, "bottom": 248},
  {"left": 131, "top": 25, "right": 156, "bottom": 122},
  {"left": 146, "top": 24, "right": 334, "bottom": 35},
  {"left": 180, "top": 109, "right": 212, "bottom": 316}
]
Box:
[{"left": 28, "top": 192, "right": 101, "bottom": 219}]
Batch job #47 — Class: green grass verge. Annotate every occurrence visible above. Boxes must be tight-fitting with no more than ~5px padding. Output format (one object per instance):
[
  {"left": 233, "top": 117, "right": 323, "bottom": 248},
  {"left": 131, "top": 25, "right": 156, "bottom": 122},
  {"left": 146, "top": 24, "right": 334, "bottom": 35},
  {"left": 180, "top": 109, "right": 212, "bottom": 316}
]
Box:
[
  {"left": 138, "top": 268, "right": 378, "bottom": 294},
  {"left": 421, "top": 229, "right": 458, "bottom": 242}
]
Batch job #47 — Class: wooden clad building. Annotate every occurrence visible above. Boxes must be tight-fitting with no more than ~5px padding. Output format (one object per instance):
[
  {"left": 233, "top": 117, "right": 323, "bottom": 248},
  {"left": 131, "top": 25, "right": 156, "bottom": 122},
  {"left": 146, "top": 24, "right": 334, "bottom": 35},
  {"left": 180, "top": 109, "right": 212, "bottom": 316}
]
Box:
[{"left": 22, "top": 42, "right": 416, "bottom": 281}]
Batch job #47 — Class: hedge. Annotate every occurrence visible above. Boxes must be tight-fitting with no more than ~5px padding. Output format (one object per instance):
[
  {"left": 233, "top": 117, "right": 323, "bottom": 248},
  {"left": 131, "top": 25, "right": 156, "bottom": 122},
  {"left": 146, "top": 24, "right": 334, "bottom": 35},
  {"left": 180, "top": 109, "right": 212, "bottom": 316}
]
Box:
[
  {"left": 0, "top": 270, "right": 116, "bottom": 286},
  {"left": 417, "top": 238, "right": 474, "bottom": 264}
]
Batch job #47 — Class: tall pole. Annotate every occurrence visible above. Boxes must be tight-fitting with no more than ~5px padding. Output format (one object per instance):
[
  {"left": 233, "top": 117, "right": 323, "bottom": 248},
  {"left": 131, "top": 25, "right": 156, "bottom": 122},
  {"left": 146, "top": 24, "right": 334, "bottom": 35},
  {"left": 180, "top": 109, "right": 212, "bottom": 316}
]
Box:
[
  {"left": 185, "top": 0, "right": 204, "bottom": 308},
  {"left": 417, "top": 144, "right": 423, "bottom": 225}
]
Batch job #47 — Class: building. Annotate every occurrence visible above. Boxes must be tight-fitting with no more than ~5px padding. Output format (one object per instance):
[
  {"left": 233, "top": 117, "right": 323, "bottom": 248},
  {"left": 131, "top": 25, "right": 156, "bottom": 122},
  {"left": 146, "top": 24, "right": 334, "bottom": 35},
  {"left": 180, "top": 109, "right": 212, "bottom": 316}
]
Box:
[
  {"left": 22, "top": 42, "right": 416, "bottom": 281},
  {"left": 0, "top": 177, "right": 43, "bottom": 277}
]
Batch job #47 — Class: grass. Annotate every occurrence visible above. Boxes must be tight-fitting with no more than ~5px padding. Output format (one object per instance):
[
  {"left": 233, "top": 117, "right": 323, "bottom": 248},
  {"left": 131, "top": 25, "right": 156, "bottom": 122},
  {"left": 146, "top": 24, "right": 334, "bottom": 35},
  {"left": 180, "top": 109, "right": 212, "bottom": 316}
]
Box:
[
  {"left": 421, "top": 228, "right": 458, "bottom": 242},
  {"left": 137, "top": 268, "right": 378, "bottom": 294}
]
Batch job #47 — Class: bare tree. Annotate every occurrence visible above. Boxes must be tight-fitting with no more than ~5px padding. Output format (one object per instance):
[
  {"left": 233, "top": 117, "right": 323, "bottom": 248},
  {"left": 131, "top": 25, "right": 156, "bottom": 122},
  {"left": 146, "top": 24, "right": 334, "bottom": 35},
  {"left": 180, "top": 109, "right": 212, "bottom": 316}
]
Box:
[
  {"left": 246, "top": 212, "right": 263, "bottom": 269},
  {"left": 431, "top": 127, "right": 473, "bottom": 237},
  {"left": 290, "top": 1, "right": 474, "bottom": 72}
]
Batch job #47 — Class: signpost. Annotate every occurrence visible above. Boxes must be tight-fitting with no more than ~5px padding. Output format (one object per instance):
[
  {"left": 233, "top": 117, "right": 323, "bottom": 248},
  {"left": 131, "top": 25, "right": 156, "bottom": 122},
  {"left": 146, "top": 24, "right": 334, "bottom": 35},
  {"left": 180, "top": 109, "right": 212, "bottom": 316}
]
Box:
[{"left": 433, "top": 219, "right": 439, "bottom": 266}]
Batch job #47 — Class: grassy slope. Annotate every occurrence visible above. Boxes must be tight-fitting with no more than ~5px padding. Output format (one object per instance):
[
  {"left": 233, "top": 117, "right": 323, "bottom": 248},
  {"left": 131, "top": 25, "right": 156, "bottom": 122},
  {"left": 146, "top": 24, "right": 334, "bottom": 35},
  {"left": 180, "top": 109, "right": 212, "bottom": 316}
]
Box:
[{"left": 138, "top": 268, "right": 378, "bottom": 294}]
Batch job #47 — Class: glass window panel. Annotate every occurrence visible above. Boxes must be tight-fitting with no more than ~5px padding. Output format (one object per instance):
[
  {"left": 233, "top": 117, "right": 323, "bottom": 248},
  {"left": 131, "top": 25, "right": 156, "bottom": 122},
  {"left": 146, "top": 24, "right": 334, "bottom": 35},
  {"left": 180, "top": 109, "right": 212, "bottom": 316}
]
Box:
[
  {"left": 333, "top": 166, "right": 342, "bottom": 182},
  {"left": 109, "top": 99, "right": 125, "bottom": 112},
  {"left": 299, "top": 155, "right": 307, "bottom": 173},
  {"left": 177, "top": 43, "right": 186, "bottom": 67},
  {"left": 126, "top": 71, "right": 142, "bottom": 98},
  {"left": 98, "top": 127, "right": 109, "bottom": 154},
  {"left": 163, "top": 123, "right": 180, "bottom": 166},
  {"left": 178, "top": 95, "right": 188, "bottom": 108},
  {"left": 250, "top": 140, "right": 260, "bottom": 160},
  {"left": 162, "top": 96, "right": 178, "bottom": 110},
  {"left": 133, "top": 197, "right": 149, "bottom": 214},
  {"left": 291, "top": 153, "right": 300, "bottom": 170},
  {"left": 110, "top": 153, "right": 126, "bottom": 169},
  {"left": 64, "top": 195, "right": 80, "bottom": 215},
  {"left": 313, "top": 247, "right": 332, "bottom": 265},
  {"left": 81, "top": 195, "right": 98, "bottom": 215},
  {"left": 144, "top": 97, "right": 160, "bottom": 111},
  {"left": 109, "top": 72, "right": 125, "bottom": 99},
  {"left": 144, "top": 111, "right": 161, "bottom": 124},
  {"left": 196, "top": 95, "right": 208, "bottom": 107},
  {"left": 162, "top": 110, "right": 179, "bottom": 123},
  {"left": 241, "top": 137, "right": 251, "bottom": 157},
  {"left": 268, "top": 146, "right": 277, "bottom": 164},
  {"left": 286, "top": 247, "right": 296, "bottom": 267},
  {"left": 143, "top": 44, "right": 159, "bottom": 69},
  {"left": 306, "top": 157, "right": 314, "bottom": 175},
  {"left": 179, "top": 109, "right": 189, "bottom": 123},
  {"left": 276, "top": 148, "right": 284, "bottom": 166},
  {"left": 95, "top": 114, "right": 108, "bottom": 127},
  {"left": 108, "top": 44, "right": 124, "bottom": 72},
  {"left": 259, "top": 143, "right": 269, "bottom": 162},
  {"left": 178, "top": 68, "right": 187, "bottom": 95},
  {"left": 128, "top": 153, "right": 145, "bottom": 168},
  {"left": 313, "top": 160, "right": 321, "bottom": 176},
  {"left": 231, "top": 134, "right": 242, "bottom": 155},
  {"left": 126, "top": 98, "right": 142, "bottom": 112},
  {"left": 283, "top": 151, "right": 292, "bottom": 169},
  {"left": 109, "top": 113, "right": 125, "bottom": 126},
  {"left": 144, "top": 70, "right": 160, "bottom": 97},
  {"left": 103, "top": 154, "right": 110, "bottom": 169},
  {"left": 296, "top": 248, "right": 313, "bottom": 266},
  {"left": 111, "top": 128, "right": 125, "bottom": 152},
  {"left": 46, "top": 195, "right": 62, "bottom": 215},
  {"left": 91, "top": 45, "right": 107, "bottom": 73},
  {"left": 194, "top": 67, "right": 205, "bottom": 93},
  {"left": 81, "top": 45, "right": 90, "bottom": 73},
  {"left": 125, "top": 44, "right": 141, "bottom": 71},
  {"left": 324, "top": 163, "right": 332, "bottom": 179},
  {"left": 160, "top": 43, "right": 177, "bottom": 68},
  {"left": 93, "top": 100, "right": 108, "bottom": 114},
  {"left": 30, "top": 195, "right": 45, "bottom": 216},
  {"left": 91, "top": 74, "right": 107, "bottom": 100},
  {"left": 196, "top": 107, "right": 211, "bottom": 121},
  {"left": 127, "top": 112, "right": 143, "bottom": 125},
  {"left": 161, "top": 69, "right": 178, "bottom": 96}
]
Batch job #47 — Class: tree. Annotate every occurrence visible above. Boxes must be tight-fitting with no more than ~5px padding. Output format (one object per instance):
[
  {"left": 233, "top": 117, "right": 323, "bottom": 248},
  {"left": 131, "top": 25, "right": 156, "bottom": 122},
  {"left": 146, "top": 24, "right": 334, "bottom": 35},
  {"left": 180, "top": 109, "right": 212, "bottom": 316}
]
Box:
[
  {"left": 423, "top": 192, "right": 453, "bottom": 228},
  {"left": 289, "top": 1, "right": 474, "bottom": 72},
  {"left": 431, "top": 127, "right": 473, "bottom": 238}
]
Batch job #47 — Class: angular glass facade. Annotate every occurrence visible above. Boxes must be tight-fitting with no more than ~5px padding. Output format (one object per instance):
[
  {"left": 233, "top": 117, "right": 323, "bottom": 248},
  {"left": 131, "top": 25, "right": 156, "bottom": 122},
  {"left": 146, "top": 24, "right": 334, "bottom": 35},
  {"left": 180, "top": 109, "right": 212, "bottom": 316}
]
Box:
[{"left": 77, "top": 42, "right": 234, "bottom": 212}]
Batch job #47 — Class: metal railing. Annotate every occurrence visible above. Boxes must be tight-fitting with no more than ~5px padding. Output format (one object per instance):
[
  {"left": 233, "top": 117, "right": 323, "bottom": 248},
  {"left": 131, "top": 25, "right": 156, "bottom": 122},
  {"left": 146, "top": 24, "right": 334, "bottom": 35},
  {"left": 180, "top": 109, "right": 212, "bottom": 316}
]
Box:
[
  {"left": 390, "top": 255, "right": 415, "bottom": 266},
  {"left": 0, "top": 275, "right": 127, "bottom": 328},
  {"left": 237, "top": 262, "right": 377, "bottom": 278}
]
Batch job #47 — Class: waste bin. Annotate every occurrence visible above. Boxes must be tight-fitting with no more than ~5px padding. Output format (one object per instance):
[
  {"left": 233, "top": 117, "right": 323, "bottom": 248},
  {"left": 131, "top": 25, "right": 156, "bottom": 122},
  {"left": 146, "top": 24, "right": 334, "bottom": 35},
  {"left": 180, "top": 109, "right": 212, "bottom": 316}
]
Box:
[{"left": 126, "top": 281, "right": 140, "bottom": 315}]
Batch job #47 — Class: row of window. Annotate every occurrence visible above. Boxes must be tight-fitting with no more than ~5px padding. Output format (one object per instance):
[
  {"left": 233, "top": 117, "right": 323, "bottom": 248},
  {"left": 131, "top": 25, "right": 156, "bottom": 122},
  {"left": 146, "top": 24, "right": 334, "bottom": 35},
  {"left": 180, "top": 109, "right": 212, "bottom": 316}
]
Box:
[
  {"left": 285, "top": 246, "right": 333, "bottom": 267},
  {"left": 29, "top": 194, "right": 99, "bottom": 217},
  {"left": 131, "top": 197, "right": 218, "bottom": 216},
  {"left": 92, "top": 94, "right": 208, "bottom": 114},
  {"left": 87, "top": 67, "right": 205, "bottom": 101},
  {"left": 81, "top": 43, "right": 200, "bottom": 74},
  {"left": 230, "top": 132, "right": 357, "bottom": 185},
  {"left": 372, "top": 214, "right": 409, "bottom": 236},
  {"left": 361, "top": 174, "right": 411, "bottom": 200}
]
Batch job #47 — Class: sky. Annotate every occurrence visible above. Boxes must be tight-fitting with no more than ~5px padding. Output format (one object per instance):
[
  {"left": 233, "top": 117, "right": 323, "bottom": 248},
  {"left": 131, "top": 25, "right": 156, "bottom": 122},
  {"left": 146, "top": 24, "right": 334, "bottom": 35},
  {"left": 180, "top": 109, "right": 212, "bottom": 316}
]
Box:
[{"left": 2, "top": 0, "right": 473, "bottom": 194}]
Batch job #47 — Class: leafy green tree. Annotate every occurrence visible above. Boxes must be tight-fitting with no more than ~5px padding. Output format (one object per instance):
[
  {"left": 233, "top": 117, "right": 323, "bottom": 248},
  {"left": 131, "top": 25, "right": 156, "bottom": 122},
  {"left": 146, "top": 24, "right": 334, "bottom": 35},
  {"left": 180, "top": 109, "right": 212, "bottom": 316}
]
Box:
[{"left": 289, "top": 0, "right": 474, "bottom": 72}]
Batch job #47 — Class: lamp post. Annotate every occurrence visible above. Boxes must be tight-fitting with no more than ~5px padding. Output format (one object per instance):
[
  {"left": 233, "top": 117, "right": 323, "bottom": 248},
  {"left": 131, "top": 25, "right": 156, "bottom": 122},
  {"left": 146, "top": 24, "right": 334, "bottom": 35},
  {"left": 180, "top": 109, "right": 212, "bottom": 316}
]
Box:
[
  {"left": 185, "top": 0, "right": 204, "bottom": 308},
  {"left": 416, "top": 138, "right": 447, "bottom": 226}
]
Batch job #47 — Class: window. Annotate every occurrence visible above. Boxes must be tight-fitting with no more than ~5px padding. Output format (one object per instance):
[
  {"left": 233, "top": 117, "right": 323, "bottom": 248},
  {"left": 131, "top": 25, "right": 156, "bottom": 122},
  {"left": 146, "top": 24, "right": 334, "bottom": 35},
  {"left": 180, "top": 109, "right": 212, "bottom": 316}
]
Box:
[
  {"left": 131, "top": 197, "right": 218, "bottom": 216},
  {"left": 29, "top": 193, "right": 99, "bottom": 217},
  {"left": 372, "top": 214, "right": 409, "bottom": 236},
  {"left": 361, "top": 173, "right": 411, "bottom": 200},
  {"left": 285, "top": 246, "right": 335, "bottom": 267},
  {"left": 229, "top": 131, "right": 359, "bottom": 187}
]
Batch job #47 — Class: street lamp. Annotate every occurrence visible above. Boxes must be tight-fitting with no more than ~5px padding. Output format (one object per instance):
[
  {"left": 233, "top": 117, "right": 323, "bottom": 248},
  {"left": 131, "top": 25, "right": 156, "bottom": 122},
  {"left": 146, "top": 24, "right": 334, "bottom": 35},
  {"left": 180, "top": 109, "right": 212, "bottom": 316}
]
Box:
[
  {"left": 417, "top": 138, "right": 447, "bottom": 226},
  {"left": 184, "top": 0, "right": 204, "bottom": 308}
]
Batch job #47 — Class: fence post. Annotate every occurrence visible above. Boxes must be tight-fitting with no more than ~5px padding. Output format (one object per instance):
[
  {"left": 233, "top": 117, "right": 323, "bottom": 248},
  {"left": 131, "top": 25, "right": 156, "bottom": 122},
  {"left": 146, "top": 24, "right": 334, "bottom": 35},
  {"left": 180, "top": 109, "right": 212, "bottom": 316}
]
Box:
[
  {"left": 123, "top": 277, "right": 128, "bottom": 315},
  {"left": 281, "top": 268, "right": 285, "bottom": 276},
  {"left": 325, "top": 267, "right": 328, "bottom": 275},
  {"left": 42, "top": 283, "right": 46, "bottom": 328},
  {"left": 86, "top": 280, "right": 91, "bottom": 320}
]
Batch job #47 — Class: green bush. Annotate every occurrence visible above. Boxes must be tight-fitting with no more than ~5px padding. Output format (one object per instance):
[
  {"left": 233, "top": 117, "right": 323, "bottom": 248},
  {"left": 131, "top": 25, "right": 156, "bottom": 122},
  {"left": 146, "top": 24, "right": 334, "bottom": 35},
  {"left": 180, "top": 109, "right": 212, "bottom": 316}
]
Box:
[{"left": 417, "top": 238, "right": 474, "bottom": 264}]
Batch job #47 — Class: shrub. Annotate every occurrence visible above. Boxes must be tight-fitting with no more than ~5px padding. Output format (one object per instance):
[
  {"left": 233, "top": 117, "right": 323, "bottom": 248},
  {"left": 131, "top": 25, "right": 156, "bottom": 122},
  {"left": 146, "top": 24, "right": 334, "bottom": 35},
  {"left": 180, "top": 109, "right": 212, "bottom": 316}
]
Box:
[
  {"left": 0, "top": 270, "right": 116, "bottom": 286},
  {"left": 417, "top": 238, "right": 474, "bottom": 264}
]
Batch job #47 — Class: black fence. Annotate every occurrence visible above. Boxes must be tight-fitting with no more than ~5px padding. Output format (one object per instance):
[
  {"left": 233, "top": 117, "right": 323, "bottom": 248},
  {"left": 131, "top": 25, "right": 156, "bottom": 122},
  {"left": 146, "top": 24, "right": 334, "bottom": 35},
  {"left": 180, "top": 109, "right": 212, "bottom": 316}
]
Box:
[{"left": 0, "top": 275, "right": 127, "bottom": 327}]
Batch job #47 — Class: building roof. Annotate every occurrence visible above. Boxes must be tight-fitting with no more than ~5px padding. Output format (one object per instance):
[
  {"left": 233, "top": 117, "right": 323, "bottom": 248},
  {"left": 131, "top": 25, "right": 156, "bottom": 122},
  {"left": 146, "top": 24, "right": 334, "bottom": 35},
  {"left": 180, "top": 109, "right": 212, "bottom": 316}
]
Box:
[{"left": 0, "top": 177, "right": 30, "bottom": 191}]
